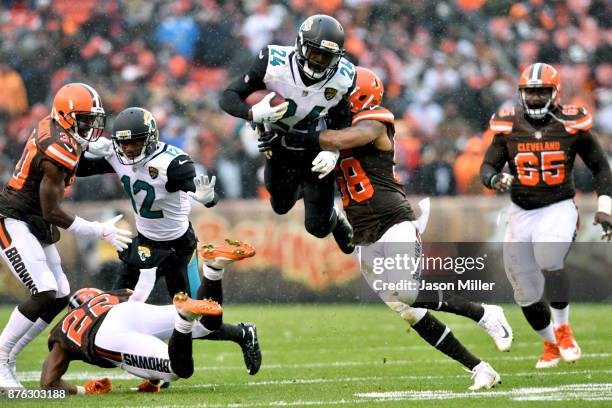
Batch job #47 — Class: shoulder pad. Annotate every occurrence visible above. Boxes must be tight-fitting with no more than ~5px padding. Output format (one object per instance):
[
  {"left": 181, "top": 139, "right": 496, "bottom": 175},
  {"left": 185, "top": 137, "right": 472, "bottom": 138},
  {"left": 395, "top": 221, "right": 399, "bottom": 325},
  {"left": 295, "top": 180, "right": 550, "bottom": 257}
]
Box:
[
  {"left": 488, "top": 107, "right": 515, "bottom": 134},
  {"left": 36, "top": 117, "right": 80, "bottom": 170},
  {"left": 558, "top": 105, "right": 592, "bottom": 133},
  {"left": 352, "top": 107, "right": 394, "bottom": 126}
]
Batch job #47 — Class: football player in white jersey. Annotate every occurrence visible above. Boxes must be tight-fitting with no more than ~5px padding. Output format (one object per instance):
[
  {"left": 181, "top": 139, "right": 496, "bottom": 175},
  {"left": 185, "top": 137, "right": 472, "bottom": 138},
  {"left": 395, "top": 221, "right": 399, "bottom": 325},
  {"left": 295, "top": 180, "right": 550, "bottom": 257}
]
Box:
[
  {"left": 220, "top": 14, "right": 355, "bottom": 254},
  {"left": 77, "top": 107, "right": 261, "bottom": 376}
]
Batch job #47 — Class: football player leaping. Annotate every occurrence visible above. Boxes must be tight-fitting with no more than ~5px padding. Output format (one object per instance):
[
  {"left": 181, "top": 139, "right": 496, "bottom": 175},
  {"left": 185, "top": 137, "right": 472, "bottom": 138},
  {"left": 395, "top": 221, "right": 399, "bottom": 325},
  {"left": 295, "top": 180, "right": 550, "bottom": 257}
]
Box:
[
  {"left": 260, "top": 67, "right": 513, "bottom": 390},
  {"left": 79, "top": 107, "right": 261, "bottom": 376},
  {"left": 220, "top": 14, "right": 354, "bottom": 254},
  {"left": 0, "top": 83, "right": 132, "bottom": 389},
  {"left": 480, "top": 63, "right": 611, "bottom": 368}
]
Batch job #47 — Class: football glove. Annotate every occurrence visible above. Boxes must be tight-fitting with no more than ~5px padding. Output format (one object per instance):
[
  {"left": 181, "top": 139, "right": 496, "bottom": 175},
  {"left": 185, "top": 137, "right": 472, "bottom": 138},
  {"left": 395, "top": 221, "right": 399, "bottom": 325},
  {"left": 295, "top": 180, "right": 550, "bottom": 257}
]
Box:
[
  {"left": 250, "top": 92, "right": 289, "bottom": 124},
  {"left": 67, "top": 214, "right": 132, "bottom": 251},
  {"left": 86, "top": 137, "right": 113, "bottom": 158},
  {"left": 257, "top": 131, "right": 282, "bottom": 152},
  {"left": 189, "top": 175, "right": 216, "bottom": 205},
  {"left": 490, "top": 172, "right": 514, "bottom": 192},
  {"left": 311, "top": 150, "right": 339, "bottom": 179},
  {"left": 593, "top": 212, "right": 612, "bottom": 241},
  {"left": 84, "top": 378, "right": 112, "bottom": 394}
]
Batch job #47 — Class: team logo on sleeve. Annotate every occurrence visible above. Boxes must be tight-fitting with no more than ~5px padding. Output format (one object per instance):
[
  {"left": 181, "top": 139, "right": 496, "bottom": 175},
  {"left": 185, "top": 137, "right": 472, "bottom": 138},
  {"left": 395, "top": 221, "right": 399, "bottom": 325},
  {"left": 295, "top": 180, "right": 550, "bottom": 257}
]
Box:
[
  {"left": 138, "top": 246, "right": 151, "bottom": 262},
  {"left": 148, "top": 167, "right": 158, "bottom": 179},
  {"left": 324, "top": 88, "right": 337, "bottom": 101}
]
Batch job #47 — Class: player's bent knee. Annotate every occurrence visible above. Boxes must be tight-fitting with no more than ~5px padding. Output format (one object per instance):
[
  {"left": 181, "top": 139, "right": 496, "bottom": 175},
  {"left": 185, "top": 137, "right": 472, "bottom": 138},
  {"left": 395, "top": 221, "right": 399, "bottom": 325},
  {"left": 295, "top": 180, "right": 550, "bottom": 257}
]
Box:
[
  {"left": 304, "top": 221, "right": 330, "bottom": 238},
  {"left": 269, "top": 199, "right": 293, "bottom": 215},
  {"left": 171, "top": 361, "right": 194, "bottom": 379}
]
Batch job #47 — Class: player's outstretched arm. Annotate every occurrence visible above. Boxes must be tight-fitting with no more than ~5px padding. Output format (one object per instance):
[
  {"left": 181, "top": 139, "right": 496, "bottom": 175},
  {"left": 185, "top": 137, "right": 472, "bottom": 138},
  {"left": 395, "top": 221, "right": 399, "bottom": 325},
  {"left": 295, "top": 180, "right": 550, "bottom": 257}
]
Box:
[
  {"left": 319, "top": 120, "right": 388, "bottom": 150},
  {"left": 40, "top": 343, "right": 76, "bottom": 393},
  {"left": 76, "top": 154, "right": 115, "bottom": 177}
]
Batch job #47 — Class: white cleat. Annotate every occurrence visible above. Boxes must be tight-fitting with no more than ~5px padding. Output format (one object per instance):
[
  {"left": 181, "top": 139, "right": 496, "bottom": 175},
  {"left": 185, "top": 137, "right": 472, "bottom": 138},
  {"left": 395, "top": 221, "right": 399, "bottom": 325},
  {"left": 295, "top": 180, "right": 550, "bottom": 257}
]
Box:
[
  {"left": 0, "top": 360, "right": 23, "bottom": 389},
  {"left": 8, "top": 360, "right": 23, "bottom": 388},
  {"left": 478, "top": 304, "right": 513, "bottom": 352},
  {"left": 469, "top": 361, "right": 501, "bottom": 391}
]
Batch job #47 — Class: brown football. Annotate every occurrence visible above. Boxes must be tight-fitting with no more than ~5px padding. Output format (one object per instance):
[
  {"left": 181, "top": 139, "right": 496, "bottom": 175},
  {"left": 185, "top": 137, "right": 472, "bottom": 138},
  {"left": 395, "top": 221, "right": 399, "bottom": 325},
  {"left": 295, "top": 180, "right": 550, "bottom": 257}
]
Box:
[{"left": 245, "top": 90, "right": 286, "bottom": 107}]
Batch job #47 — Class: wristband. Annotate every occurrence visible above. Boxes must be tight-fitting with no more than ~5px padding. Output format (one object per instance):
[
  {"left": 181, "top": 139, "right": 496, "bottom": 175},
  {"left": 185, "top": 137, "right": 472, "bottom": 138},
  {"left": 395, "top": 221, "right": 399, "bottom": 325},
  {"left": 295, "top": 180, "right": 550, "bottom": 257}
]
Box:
[
  {"left": 598, "top": 195, "right": 612, "bottom": 215},
  {"left": 66, "top": 216, "right": 100, "bottom": 236},
  {"left": 76, "top": 385, "right": 85, "bottom": 395}
]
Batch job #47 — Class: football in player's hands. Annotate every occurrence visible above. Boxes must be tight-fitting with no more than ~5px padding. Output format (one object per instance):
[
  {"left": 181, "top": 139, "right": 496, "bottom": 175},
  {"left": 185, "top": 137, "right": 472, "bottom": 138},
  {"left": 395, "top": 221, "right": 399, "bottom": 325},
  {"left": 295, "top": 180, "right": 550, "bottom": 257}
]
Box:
[{"left": 245, "top": 90, "right": 286, "bottom": 107}]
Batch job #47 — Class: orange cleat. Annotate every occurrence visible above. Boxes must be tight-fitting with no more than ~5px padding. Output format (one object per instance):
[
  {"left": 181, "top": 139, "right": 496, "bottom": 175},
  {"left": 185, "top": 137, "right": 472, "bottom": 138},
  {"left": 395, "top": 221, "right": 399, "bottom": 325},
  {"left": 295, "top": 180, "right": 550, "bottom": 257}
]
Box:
[
  {"left": 137, "top": 380, "right": 161, "bottom": 393},
  {"left": 199, "top": 239, "right": 256, "bottom": 268},
  {"left": 173, "top": 292, "right": 223, "bottom": 319},
  {"left": 535, "top": 340, "right": 561, "bottom": 369},
  {"left": 83, "top": 377, "right": 112, "bottom": 394},
  {"left": 555, "top": 323, "right": 581, "bottom": 363}
]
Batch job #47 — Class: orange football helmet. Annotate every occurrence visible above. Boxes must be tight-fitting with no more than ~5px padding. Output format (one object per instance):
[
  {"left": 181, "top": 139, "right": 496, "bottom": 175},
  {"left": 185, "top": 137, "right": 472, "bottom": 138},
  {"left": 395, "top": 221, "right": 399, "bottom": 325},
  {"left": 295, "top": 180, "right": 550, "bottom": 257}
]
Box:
[
  {"left": 349, "top": 67, "right": 384, "bottom": 113},
  {"left": 51, "top": 83, "right": 106, "bottom": 145},
  {"left": 518, "top": 63, "right": 561, "bottom": 119},
  {"left": 68, "top": 287, "right": 104, "bottom": 310}
]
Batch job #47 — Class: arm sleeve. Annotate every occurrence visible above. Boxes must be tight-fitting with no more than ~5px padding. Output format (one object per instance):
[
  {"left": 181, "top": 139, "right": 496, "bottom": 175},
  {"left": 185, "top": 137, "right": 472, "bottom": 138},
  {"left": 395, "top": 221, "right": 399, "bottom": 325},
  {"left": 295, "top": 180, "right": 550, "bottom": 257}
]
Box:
[
  {"left": 480, "top": 135, "right": 508, "bottom": 188},
  {"left": 219, "top": 47, "right": 269, "bottom": 120},
  {"left": 75, "top": 155, "right": 115, "bottom": 177},
  {"left": 165, "top": 155, "right": 197, "bottom": 193},
  {"left": 575, "top": 131, "right": 612, "bottom": 197}
]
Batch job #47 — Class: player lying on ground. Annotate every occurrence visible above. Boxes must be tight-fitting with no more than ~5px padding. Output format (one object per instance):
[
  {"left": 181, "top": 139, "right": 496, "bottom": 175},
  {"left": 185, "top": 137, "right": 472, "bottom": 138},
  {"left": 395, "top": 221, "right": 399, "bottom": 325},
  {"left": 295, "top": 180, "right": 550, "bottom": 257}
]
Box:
[
  {"left": 80, "top": 109, "right": 261, "bottom": 375},
  {"left": 219, "top": 14, "right": 354, "bottom": 254},
  {"left": 259, "top": 67, "right": 512, "bottom": 390},
  {"left": 41, "top": 240, "right": 258, "bottom": 394},
  {"left": 0, "top": 83, "right": 131, "bottom": 389},
  {"left": 42, "top": 288, "right": 221, "bottom": 395},
  {"left": 480, "top": 63, "right": 612, "bottom": 368}
]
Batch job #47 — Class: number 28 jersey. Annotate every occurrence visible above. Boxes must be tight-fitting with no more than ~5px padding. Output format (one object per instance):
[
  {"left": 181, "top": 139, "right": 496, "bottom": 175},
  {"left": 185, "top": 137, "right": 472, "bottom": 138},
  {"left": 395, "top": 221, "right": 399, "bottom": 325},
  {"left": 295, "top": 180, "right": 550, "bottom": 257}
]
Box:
[
  {"left": 484, "top": 104, "right": 611, "bottom": 210},
  {"left": 335, "top": 107, "right": 415, "bottom": 245}
]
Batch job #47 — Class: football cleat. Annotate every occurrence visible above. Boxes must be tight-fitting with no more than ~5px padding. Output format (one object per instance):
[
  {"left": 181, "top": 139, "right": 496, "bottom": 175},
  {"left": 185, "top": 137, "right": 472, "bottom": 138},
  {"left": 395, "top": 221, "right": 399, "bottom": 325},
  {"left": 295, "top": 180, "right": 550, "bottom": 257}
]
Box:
[
  {"left": 478, "top": 304, "right": 513, "bottom": 352},
  {"left": 238, "top": 323, "right": 262, "bottom": 375},
  {"left": 137, "top": 379, "right": 161, "bottom": 393},
  {"left": 0, "top": 360, "right": 23, "bottom": 389},
  {"left": 555, "top": 323, "right": 581, "bottom": 363},
  {"left": 468, "top": 361, "right": 501, "bottom": 391},
  {"left": 199, "top": 239, "right": 256, "bottom": 269},
  {"left": 332, "top": 209, "right": 354, "bottom": 254},
  {"left": 173, "top": 292, "right": 223, "bottom": 320},
  {"left": 535, "top": 340, "right": 561, "bottom": 369},
  {"left": 83, "top": 378, "right": 112, "bottom": 394}
]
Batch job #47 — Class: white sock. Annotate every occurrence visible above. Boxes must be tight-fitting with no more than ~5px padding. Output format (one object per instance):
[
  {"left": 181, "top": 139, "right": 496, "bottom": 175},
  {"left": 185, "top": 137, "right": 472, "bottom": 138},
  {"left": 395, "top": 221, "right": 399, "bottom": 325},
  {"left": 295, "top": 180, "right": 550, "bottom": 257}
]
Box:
[
  {"left": 0, "top": 307, "right": 35, "bottom": 360},
  {"left": 129, "top": 267, "right": 157, "bottom": 302},
  {"left": 174, "top": 315, "right": 194, "bottom": 334},
  {"left": 551, "top": 305, "right": 569, "bottom": 327},
  {"left": 203, "top": 265, "right": 224, "bottom": 281},
  {"left": 536, "top": 322, "right": 556, "bottom": 343},
  {"left": 9, "top": 318, "right": 49, "bottom": 362}
]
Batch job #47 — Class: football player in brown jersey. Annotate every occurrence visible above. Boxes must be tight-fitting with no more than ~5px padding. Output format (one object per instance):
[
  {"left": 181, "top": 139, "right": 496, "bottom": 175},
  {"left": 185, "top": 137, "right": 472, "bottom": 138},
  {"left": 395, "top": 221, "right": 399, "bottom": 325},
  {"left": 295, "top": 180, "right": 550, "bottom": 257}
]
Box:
[
  {"left": 42, "top": 288, "right": 222, "bottom": 394},
  {"left": 260, "top": 67, "right": 513, "bottom": 390},
  {"left": 480, "top": 63, "right": 612, "bottom": 368},
  {"left": 0, "top": 83, "right": 132, "bottom": 389}
]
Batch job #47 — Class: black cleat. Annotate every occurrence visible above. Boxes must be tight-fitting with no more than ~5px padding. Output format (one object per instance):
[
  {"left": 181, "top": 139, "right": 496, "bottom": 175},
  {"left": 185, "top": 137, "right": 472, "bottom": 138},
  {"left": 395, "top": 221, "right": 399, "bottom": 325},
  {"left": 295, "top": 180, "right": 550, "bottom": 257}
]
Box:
[
  {"left": 332, "top": 209, "right": 354, "bottom": 254},
  {"left": 238, "top": 323, "right": 262, "bottom": 375}
]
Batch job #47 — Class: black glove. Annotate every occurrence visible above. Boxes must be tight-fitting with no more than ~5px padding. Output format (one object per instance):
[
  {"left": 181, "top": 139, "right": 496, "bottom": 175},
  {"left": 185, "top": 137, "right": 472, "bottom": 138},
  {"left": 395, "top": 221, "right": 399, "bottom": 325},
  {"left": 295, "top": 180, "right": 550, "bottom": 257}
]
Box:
[{"left": 258, "top": 130, "right": 282, "bottom": 152}]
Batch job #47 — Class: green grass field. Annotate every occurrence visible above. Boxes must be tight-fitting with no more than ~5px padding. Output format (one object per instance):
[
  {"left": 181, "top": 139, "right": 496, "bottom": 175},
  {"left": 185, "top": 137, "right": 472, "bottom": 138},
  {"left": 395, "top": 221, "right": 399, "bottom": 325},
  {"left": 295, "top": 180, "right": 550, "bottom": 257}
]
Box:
[{"left": 1, "top": 303, "right": 610, "bottom": 407}]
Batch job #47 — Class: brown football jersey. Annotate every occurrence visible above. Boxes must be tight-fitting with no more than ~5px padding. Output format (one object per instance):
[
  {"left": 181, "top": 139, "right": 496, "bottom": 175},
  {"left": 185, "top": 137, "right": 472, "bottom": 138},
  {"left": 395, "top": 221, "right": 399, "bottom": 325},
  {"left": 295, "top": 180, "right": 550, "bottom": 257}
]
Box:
[
  {"left": 335, "top": 107, "right": 415, "bottom": 245},
  {"left": 483, "top": 104, "right": 611, "bottom": 210},
  {"left": 0, "top": 115, "right": 82, "bottom": 220},
  {"left": 48, "top": 290, "right": 132, "bottom": 368}
]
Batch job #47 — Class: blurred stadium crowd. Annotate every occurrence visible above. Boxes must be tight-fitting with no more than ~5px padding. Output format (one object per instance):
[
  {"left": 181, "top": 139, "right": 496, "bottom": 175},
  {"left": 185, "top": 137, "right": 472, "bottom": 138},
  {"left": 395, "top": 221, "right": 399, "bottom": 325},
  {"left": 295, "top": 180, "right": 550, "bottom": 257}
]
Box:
[{"left": 0, "top": 0, "right": 610, "bottom": 200}]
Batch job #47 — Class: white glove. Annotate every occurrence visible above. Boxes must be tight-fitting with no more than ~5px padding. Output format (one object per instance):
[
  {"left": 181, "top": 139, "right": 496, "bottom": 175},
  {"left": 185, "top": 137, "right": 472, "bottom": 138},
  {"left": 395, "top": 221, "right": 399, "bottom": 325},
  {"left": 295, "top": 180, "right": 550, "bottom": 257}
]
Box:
[
  {"left": 250, "top": 92, "right": 289, "bottom": 124},
  {"left": 311, "top": 150, "right": 340, "bottom": 179},
  {"left": 67, "top": 214, "right": 132, "bottom": 251},
  {"left": 189, "top": 175, "right": 216, "bottom": 205},
  {"left": 86, "top": 138, "right": 114, "bottom": 158},
  {"left": 490, "top": 172, "right": 514, "bottom": 192}
]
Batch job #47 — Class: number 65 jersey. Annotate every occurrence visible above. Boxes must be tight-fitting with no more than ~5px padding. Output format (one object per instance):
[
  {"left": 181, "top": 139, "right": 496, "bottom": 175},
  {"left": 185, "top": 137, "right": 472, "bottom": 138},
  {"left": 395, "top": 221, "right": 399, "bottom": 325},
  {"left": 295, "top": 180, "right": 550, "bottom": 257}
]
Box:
[{"left": 483, "top": 104, "right": 611, "bottom": 210}]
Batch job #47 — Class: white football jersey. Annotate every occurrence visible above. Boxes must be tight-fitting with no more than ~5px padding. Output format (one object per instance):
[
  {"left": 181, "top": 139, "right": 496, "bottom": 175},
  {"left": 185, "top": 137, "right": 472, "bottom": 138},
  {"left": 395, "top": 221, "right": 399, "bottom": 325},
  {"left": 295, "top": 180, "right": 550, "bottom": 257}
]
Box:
[
  {"left": 106, "top": 142, "right": 191, "bottom": 241},
  {"left": 263, "top": 45, "right": 355, "bottom": 136}
]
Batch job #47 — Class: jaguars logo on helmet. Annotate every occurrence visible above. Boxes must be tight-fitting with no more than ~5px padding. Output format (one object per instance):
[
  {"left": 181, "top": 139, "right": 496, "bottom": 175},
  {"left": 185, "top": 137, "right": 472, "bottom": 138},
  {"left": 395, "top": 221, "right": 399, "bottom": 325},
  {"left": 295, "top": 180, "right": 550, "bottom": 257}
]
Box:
[
  {"left": 296, "top": 14, "right": 345, "bottom": 80},
  {"left": 111, "top": 107, "right": 159, "bottom": 165}
]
